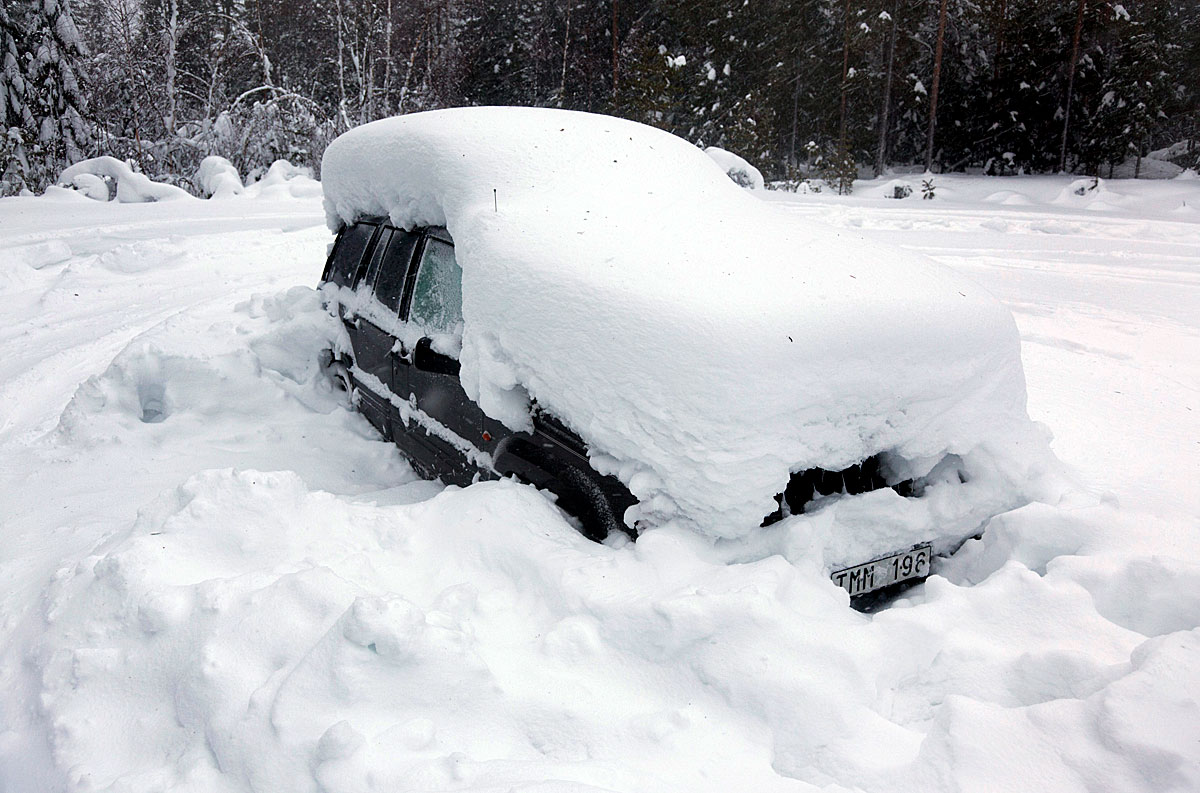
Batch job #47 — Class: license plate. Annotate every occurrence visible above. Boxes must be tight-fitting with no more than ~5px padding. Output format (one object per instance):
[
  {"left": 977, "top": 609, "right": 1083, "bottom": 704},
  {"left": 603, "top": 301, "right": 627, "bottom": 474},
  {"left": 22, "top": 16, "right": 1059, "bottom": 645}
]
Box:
[{"left": 831, "top": 543, "right": 932, "bottom": 597}]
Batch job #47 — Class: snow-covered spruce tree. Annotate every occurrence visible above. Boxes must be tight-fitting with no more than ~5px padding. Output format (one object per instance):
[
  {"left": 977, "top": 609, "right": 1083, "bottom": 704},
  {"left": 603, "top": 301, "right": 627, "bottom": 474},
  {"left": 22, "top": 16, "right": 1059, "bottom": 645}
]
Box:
[
  {"left": 1, "top": 2, "right": 35, "bottom": 194},
  {"left": 22, "top": 0, "right": 91, "bottom": 190}
]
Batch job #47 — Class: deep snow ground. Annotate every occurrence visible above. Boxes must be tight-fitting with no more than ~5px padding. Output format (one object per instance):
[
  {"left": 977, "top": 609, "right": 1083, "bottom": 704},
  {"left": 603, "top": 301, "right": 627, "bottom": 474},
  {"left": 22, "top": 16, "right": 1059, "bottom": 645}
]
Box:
[{"left": 1, "top": 175, "right": 1198, "bottom": 792}]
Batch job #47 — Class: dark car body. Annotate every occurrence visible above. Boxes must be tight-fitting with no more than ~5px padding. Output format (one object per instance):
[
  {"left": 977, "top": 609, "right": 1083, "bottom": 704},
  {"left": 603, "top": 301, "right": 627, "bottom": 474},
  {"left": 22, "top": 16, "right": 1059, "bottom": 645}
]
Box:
[{"left": 319, "top": 218, "right": 638, "bottom": 540}]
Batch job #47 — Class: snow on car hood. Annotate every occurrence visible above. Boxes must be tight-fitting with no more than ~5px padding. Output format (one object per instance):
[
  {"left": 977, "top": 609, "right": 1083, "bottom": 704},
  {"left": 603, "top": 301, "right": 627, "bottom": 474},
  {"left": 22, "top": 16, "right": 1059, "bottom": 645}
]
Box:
[{"left": 322, "top": 107, "right": 1051, "bottom": 545}]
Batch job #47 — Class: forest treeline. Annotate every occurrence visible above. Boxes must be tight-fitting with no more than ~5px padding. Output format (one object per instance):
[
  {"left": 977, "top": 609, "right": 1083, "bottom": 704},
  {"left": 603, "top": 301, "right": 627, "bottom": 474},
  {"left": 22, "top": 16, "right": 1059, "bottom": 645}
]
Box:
[{"left": 2, "top": 0, "right": 1199, "bottom": 195}]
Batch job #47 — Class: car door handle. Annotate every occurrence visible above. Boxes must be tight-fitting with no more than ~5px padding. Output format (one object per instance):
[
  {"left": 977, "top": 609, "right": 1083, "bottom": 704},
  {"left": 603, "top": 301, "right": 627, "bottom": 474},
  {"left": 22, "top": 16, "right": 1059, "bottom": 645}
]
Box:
[{"left": 391, "top": 342, "right": 414, "bottom": 364}]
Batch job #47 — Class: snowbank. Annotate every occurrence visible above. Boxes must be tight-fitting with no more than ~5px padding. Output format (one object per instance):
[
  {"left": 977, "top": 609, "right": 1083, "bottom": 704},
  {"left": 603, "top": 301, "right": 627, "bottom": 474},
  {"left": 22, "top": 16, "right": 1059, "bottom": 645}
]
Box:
[
  {"left": 58, "top": 156, "right": 193, "bottom": 203},
  {"left": 704, "top": 145, "right": 765, "bottom": 189},
  {"left": 195, "top": 155, "right": 244, "bottom": 198},
  {"left": 322, "top": 108, "right": 1054, "bottom": 554}
]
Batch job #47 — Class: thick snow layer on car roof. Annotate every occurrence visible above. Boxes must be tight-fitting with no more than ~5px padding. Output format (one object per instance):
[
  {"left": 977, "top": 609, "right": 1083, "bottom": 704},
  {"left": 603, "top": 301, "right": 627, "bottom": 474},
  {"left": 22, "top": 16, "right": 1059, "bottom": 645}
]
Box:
[{"left": 322, "top": 107, "right": 1052, "bottom": 545}]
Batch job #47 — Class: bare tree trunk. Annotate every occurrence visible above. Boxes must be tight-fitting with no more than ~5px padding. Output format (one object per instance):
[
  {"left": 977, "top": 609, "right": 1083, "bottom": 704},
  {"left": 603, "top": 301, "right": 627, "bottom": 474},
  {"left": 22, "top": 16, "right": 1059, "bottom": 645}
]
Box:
[
  {"left": 397, "top": 21, "right": 425, "bottom": 114},
  {"left": 1058, "top": 0, "right": 1086, "bottom": 173},
  {"left": 924, "top": 0, "right": 949, "bottom": 172},
  {"left": 838, "top": 0, "right": 851, "bottom": 157},
  {"left": 789, "top": 71, "right": 800, "bottom": 171},
  {"left": 382, "top": 0, "right": 393, "bottom": 115},
  {"left": 335, "top": 0, "right": 350, "bottom": 130},
  {"left": 559, "top": 0, "right": 571, "bottom": 107},
  {"left": 875, "top": 0, "right": 899, "bottom": 176},
  {"left": 365, "top": 50, "right": 376, "bottom": 122},
  {"left": 163, "top": 0, "right": 179, "bottom": 171},
  {"left": 163, "top": 0, "right": 178, "bottom": 134},
  {"left": 611, "top": 0, "right": 618, "bottom": 102},
  {"left": 992, "top": 0, "right": 1006, "bottom": 81}
]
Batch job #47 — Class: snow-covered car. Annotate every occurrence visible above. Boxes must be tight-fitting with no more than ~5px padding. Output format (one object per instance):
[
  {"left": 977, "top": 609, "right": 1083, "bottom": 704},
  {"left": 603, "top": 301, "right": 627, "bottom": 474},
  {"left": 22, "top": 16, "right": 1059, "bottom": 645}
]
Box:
[{"left": 317, "top": 107, "right": 1053, "bottom": 601}]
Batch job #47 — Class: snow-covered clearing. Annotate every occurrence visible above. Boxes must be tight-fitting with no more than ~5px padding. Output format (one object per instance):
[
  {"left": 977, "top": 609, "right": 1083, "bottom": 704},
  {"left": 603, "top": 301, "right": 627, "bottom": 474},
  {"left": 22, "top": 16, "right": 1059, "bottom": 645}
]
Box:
[{"left": 1, "top": 174, "right": 1197, "bottom": 792}]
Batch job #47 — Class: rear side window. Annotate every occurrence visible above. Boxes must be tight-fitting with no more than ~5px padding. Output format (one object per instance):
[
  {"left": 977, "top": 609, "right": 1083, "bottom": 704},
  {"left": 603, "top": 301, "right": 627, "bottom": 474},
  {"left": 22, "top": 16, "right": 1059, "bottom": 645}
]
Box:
[
  {"left": 409, "top": 238, "right": 462, "bottom": 336},
  {"left": 372, "top": 230, "right": 420, "bottom": 312},
  {"left": 362, "top": 227, "right": 394, "bottom": 290},
  {"left": 324, "top": 223, "right": 376, "bottom": 288}
]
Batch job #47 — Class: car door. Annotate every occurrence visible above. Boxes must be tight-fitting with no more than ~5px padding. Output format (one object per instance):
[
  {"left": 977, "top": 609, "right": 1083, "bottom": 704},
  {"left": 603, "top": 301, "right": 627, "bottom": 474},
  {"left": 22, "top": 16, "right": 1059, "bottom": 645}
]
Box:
[
  {"left": 338, "top": 224, "right": 421, "bottom": 445},
  {"left": 341, "top": 224, "right": 396, "bottom": 440},
  {"left": 398, "top": 230, "right": 493, "bottom": 485}
]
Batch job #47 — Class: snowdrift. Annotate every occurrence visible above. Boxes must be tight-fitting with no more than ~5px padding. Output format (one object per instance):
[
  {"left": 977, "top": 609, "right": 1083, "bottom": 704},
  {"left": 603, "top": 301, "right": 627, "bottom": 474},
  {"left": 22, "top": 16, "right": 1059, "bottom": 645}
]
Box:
[{"left": 322, "top": 107, "right": 1055, "bottom": 557}]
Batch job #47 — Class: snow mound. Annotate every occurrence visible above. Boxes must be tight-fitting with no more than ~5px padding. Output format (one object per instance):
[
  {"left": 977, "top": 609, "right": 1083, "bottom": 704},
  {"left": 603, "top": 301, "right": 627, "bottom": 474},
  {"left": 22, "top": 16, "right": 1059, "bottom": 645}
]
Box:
[
  {"left": 195, "top": 155, "right": 244, "bottom": 198},
  {"left": 245, "top": 159, "right": 322, "bottom": 199},
  {"left": 983, "top": 189, "right": 1033, "bottom": 206},
  {"left": 1051, "top": 178, "right": 1129, "bottom": 212},
  {"left": 58, "top": 156, "right": 193, "bottom": 203},
  {"left": 322, "top": 107, "right": 1053, "bottom": 550},
  {"left": 704, "top": 145, "right": 765, "bottom": 189}
]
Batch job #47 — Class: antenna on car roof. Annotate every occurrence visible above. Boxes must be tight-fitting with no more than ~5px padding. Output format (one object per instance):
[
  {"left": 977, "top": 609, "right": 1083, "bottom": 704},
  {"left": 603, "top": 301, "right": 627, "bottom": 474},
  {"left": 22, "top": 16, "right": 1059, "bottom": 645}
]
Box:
[{"left": 493, "top": 188, "right": 498, "bottom": 212}]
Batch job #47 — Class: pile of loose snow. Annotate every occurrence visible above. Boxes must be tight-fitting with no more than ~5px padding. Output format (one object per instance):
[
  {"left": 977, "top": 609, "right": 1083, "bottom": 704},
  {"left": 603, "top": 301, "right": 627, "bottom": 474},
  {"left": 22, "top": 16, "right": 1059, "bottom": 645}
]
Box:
[
  {"left": 704, "top": 145, "right": 765, "bottom": 189},
  {"left": 322, "top": 107, "right": 1055, "bottom": 557}
]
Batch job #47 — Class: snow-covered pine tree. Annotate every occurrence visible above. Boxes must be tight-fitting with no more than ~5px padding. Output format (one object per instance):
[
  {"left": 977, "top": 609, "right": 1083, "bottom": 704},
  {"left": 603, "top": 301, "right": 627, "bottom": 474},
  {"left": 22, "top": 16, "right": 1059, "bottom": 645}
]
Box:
[{"left": 22, "top": 0, "right": 91, "bottom": 189}]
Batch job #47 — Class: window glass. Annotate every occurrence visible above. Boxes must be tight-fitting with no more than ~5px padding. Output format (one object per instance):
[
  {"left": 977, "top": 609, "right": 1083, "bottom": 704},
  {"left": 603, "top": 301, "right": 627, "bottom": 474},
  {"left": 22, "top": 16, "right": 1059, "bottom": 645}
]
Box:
[
  {"left": 409, "top": 238, "right": 462, "bottom": 337},
  {"left": 363, "top": 228, "right": 393, "bottom": 289},
  {"left": 373, "top": 230, "right": 419, "bottom": 312},
  {"left": 326, "top": 223, "right": 376, "bottom": 287}
]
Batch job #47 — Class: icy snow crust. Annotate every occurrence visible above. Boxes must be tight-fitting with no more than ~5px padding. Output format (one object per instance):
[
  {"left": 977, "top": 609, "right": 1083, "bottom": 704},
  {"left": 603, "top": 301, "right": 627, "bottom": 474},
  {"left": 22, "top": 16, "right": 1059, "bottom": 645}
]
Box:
[{"left": 323, "top": 108, "right": 1049, "bottom": 553}]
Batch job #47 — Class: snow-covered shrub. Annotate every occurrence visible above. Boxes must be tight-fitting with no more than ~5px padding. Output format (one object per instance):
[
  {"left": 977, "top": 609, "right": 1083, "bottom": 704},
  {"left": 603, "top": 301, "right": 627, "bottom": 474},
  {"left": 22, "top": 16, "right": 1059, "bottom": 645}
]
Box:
[
  {"left": 0, "top": 128, "right": 32, "bottom": 197},
  {"left": 243, "top": 159, "right": 321, "bottom": 199},
  {"left": 704, "top": 146, "right": 764, "bottom": 190},
  {"left": 816, "top": 146, "right": 856, "bottom": 195},
  {"left": 58, "top": 157, "right": 193, "bottom": 203},
  {"left": 195, "top": 156, "right": 243, "bottom": 198},
  {"left": 881, "top": 179, "right": 913, "bottom": 199},
  {"left": 258, "top": 159, "right": 312, "bottom": 186}
]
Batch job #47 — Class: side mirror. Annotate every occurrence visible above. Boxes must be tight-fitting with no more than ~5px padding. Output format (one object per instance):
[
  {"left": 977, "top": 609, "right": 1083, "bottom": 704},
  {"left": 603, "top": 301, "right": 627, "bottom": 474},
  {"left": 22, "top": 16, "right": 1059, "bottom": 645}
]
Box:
[{"left": 413, "top": 336, "right": 461, "bottom": 376}]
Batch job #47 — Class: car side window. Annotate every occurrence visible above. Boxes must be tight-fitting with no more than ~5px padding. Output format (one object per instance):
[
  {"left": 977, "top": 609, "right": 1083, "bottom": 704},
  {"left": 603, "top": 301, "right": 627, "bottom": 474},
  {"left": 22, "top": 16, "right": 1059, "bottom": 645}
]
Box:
[
  {"left": 372, "top": 230, "right": 419, "bottom": 313},
  {"left": 362, "top": 227, "right": 393, "bottom": 290},
  {"left": 409, "top": 237, "right": 462, "bottom": 339},
  {"left": 325, "top": 222, "right": 376, "bottom": 287}
]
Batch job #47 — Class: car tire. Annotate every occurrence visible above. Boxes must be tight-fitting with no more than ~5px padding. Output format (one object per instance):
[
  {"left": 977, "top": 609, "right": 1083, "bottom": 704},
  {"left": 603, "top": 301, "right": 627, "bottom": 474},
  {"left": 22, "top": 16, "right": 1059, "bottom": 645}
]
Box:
[
  {"left": 553, "top": 464, "right": 624, "bottom": 542},
  {"left": 319, "top": 348, "right": 353, "bottom": 396}
]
